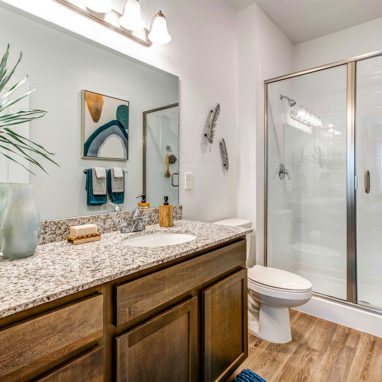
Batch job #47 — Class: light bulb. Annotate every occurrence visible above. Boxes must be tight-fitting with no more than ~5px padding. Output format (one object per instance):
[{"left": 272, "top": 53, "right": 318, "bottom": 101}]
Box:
[
  {"left": 297, "top": 108, "right": 306, "bottom": 120},
  {"left": 84, "top": 0, "right": 112, "bottom": 13},
  {"left": 148, "top": 11, "right": 172, "bottom": 45},
  {"left": 302, "top": 111, "right": 311, "bottom": 122},
  {"left": 119, "top": 0, "right": 145, "bottom": 32}
]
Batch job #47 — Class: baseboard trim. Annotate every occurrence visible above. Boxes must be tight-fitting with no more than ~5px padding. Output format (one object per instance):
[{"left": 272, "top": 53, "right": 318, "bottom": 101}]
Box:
[{"left": 295, "top": 295, "right": 382, "bottom": 338}]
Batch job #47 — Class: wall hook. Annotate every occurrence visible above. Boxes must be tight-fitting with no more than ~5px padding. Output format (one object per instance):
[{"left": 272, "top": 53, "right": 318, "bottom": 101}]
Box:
[
  {"left": 204, "top": 103, "right": 220, "bottom": 144},
  {"left": 220, "top": 138, "right": 229, "bottom": 170}
]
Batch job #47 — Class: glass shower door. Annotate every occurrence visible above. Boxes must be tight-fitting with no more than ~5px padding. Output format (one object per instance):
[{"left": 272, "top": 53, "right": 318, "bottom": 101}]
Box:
[
  {"left": 266, "top": 65, "right": 348, "bottom": 300},
  {"left": 144, "top": 104, "right": 179, "bottom": 207},
  {"left": 356, "top": 56, "right": 382, "bottom": 310}
]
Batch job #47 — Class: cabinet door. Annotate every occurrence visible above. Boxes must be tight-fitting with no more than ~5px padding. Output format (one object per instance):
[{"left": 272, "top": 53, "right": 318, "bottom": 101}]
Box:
[
  {"left": 116, "top": 297, "right": 198, "bottom": 382},
  {"left": 203, "top": 269, "right": 248, "bottom": 382},
  {"left": 38, "top": 347, "right": 104, "bottom": 382}
]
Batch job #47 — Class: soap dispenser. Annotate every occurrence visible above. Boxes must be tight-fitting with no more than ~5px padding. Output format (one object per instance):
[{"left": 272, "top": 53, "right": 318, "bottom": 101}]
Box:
[
  {"left": 159, "top": 196, "right": 173, "bottom": 227},
  {"left": 137, "top": 194, "right": 150, "bottom": 208}
]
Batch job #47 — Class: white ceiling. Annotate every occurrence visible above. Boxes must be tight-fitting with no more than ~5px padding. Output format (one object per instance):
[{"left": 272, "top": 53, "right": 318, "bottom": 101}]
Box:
[
  {"left": 224, "top": 0, "right": 256, "bottom": 10},
  {"left": 224, "top": 0, "right": 382, "bottom": 44}
]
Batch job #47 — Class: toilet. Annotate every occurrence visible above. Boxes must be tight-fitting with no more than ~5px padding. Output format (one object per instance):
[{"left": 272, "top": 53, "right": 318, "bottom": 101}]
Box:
[{"left": 213, "top": 218, "right": 312, "bottom": 344}]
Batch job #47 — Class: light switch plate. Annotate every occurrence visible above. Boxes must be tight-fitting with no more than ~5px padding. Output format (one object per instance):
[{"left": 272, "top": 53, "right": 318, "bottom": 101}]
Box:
[{"left": 185, "top": 172, "right": 193, "bottom": 190}]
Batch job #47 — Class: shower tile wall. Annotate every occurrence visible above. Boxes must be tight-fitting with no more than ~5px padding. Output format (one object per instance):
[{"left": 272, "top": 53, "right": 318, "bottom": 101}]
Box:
[{"left": 267, "top": 65, "right": 348, "bottom": 300}]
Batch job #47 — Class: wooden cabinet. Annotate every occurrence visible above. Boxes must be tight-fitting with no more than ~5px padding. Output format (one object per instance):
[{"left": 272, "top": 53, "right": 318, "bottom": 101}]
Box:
[
  {"left": 203, "top": 270, "right": 248, "bottom": 382},
  {"left": 116, "top": 298, "right": 198, "bottom": 382},
  {"left": 115, "top": 240, "right": 246, "bottom": 327},
  {"left": 0, "top": 239, "right": 247, "bottom": 382},
  {"left": 37, "top": 347, "right": 104, "bottom": 382},
  {"left": 0, "top": 294, "right": 103, "bottom": 381}
]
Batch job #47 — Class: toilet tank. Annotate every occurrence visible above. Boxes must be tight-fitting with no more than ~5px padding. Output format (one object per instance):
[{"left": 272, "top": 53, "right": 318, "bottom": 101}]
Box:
[{"left": 213, "top": 218, "right": 252, "bottom": 263}]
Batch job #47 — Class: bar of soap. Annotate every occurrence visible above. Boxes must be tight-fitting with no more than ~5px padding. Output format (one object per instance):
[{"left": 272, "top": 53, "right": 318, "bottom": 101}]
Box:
[{"left": 70, "top": 224, "right": 98, "bottom": 237}]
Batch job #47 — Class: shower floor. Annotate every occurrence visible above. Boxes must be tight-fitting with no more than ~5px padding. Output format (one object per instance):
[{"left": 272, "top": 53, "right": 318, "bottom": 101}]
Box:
[{"left": 287, "top": 261, "right": 382, "bottom": 309}]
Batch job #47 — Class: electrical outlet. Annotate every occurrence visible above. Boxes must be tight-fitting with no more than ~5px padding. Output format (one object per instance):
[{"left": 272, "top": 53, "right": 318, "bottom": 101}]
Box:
[{"left": 184, "top": 172, "right": 193, "bottom": 190}]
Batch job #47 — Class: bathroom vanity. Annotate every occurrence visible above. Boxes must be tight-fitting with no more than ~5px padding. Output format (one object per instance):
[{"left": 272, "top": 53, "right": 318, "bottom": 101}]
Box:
[{"left": 0, "top": 221, "right": 250, "bottom": 382}]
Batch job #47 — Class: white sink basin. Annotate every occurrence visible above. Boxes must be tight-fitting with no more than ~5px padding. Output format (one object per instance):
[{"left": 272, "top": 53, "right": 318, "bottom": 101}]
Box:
[{"left": 123, "top": 232, "right": 196, "bottom": 248}]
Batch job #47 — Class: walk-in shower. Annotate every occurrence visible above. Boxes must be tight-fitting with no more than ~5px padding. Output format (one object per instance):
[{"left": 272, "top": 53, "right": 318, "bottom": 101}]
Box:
[{"left": 265, "top": 53, "right": 382, "bottom": 313}]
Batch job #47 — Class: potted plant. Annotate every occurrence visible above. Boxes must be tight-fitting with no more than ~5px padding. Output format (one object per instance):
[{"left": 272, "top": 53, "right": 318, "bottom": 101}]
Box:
[{"left": 0, "top": 44, "right": 58, "bottom": 259}]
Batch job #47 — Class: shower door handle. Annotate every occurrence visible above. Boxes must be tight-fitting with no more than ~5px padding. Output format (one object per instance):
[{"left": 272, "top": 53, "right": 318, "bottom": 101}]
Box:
[{"left": 364, "top": 170, "right": 370, "bottom": 194}]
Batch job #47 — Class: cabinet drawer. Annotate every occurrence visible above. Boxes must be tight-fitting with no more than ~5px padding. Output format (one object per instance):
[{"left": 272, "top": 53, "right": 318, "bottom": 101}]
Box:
[
  {"left": 115, "top": 240, "right": 246, "bottom": 326},
  {"left": 0, "top": 294, "right": 103, "bottom": 380},
  {"left": 38, "top": 347, "right": 104, "bottom": 382}
]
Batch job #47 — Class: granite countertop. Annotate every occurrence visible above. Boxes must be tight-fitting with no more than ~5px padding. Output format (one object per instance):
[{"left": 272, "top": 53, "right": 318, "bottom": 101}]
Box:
[{"left": 0, "top": 220, "right": 252, "bottom": 319}]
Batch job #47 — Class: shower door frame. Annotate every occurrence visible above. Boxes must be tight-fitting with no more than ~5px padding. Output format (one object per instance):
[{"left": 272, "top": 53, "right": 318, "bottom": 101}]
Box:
[{"left": 264, "top": 50, "right": 382, "bottom": 314}]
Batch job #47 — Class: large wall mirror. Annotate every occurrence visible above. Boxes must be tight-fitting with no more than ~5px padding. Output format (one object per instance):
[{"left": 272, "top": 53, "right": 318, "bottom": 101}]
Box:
[{"left": 0, "top": 4, "right": 179, "bottom": 220}]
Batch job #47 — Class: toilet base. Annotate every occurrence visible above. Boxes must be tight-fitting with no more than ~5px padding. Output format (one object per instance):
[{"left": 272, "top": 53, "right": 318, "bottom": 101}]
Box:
[{"left": 251, "top": 304, "right": 292, "bottom": 344}]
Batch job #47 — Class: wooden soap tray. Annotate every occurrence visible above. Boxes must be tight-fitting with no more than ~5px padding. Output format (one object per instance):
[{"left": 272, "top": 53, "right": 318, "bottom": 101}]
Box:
[{"left": 67, "top": 232, "right": 101, "bottom": 245}]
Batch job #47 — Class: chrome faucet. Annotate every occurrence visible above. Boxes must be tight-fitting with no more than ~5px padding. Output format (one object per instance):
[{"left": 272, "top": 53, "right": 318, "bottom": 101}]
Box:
[{"left": 120, "top": 207, "right": 149, "bottom": 233}]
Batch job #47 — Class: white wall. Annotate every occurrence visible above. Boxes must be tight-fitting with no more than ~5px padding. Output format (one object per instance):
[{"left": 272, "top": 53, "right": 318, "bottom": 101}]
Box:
[
  {"left": 0, "top": 0, "right": 239, "bottom": 222},
  {"left": 294, "top": 16, "right": 382, "bottom": 71},
  {"left": 237, "top": 3, "right": 293, "bottom": 265}
]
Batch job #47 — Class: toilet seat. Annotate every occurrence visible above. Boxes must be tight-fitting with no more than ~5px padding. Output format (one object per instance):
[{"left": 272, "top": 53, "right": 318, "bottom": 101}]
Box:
[
  {"left": 248, "top": 265, "right": 312, "bottom": 307},
  {"left": 248, "top": 265, "right": 312, "bottom": 292},
  {"left": 248, "top": 279, "right": 312, "bottom": 302}
]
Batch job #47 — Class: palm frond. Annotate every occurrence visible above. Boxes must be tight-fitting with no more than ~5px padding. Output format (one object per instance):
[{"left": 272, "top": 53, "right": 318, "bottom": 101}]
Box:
[
  {"left": 0, "top": 48, "right": 22, "bottom": 94},
  {"left": 0, "top": 44, "right": 10, "bottom": 83},
  {"left": 0, "top": 75, "right": 28, "bottom": 106},
  {"left": 0, "top": 44, "right": 58, "bottom": 174}
]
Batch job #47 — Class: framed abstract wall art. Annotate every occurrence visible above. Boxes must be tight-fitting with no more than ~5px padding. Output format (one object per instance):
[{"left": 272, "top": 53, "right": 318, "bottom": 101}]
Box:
[{"left": 81, "top": 90, "right": 129, "bottom": 160}]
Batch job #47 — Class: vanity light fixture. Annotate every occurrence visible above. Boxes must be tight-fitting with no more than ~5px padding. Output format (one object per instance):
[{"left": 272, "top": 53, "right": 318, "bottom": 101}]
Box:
[
  {"left": 148, "top": 11, "right": 172, "bottom": 45},
  {"left": 83, "top": 0, "right": 112, "bottom": 13},
  {"left": 55, "top": 0, "right": 172, "bottom": 47},
  {"left": 119, "top": 0, "right": 145, "bottom": 32}
]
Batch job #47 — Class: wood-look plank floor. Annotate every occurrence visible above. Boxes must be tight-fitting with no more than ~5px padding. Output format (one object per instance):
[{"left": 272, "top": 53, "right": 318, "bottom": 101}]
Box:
[{"left": 230, "top": 310, "right": 382, "bottom": 382}]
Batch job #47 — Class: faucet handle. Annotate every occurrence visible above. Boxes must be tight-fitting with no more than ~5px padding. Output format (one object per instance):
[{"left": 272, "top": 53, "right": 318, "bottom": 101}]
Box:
[{"left": 133, "top": 207, "right": 142, "bottom": 219}]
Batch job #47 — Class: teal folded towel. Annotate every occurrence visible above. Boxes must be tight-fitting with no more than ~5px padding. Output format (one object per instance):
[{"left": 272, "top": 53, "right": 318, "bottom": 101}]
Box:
[
  {"left": 234, "top": 369, "right": 266, "bottom": 382},
  {"left": 107, "top": 169, "right": 125, "bottom": 204},
  {"left": 86, "top": 169, "right": 107, "bottom": 205}
]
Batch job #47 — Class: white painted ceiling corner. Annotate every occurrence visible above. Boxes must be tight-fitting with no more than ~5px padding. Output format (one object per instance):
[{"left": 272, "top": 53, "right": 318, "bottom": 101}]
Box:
[{"left": 223, "top": 0, "right": 382, "bottom": 44}]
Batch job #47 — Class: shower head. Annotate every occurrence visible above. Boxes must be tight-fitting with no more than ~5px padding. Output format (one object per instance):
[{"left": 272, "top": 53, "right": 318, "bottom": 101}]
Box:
[{"left": 280, "top": 94, "right": 296, "bottom": 107}]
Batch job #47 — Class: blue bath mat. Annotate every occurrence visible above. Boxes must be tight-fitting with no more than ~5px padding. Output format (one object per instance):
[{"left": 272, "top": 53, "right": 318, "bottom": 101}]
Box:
[{"left": 234, "top": 369, "right": 266, "bottom": 382}]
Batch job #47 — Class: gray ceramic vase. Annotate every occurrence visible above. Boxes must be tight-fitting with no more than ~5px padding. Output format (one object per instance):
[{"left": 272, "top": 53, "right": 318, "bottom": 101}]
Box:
[
  {"left": 0, "top": 183, "right": 10, "bottom": 247},
  {"left": 1, "top": 184, "right": 40, "bottom": 259}
]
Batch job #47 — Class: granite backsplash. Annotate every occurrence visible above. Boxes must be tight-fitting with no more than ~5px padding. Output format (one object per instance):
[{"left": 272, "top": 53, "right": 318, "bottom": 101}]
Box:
[{"left": 39, "top": 205, "right": 182, "bottom": 244}]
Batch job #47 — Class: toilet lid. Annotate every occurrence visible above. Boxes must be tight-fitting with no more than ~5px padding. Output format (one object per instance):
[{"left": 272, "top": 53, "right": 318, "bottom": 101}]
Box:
[
  {"left": 213, "top": 218, "right": 252, "bottom": 228},
  {"left": 248, "top": 265, "right": 312, "bottom": 291}
]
